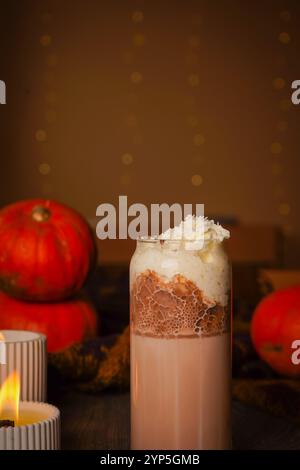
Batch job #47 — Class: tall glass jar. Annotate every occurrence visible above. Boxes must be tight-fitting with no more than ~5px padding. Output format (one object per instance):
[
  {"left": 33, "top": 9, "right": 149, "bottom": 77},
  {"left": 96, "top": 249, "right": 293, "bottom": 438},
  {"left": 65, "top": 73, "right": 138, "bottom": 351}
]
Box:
[{"left": 130, "top": 238, "right": 231, "bottom": 450}]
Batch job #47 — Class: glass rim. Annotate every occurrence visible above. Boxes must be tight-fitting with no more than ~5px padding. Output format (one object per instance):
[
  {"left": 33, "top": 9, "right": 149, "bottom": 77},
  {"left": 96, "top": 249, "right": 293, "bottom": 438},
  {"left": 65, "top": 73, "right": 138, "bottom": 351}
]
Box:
[
  {"left": 135, "top": 237, "right": 206, "bottom": 245},
  {"left": 0, "top": 329, "right": 46, "bottom": 343}
]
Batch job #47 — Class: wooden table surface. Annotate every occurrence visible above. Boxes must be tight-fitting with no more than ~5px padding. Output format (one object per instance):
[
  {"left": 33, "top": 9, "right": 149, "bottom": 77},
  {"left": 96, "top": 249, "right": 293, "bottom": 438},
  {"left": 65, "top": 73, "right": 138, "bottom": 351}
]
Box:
[{"left": 54, "top": 391, "right": 300, "bottom": 450}]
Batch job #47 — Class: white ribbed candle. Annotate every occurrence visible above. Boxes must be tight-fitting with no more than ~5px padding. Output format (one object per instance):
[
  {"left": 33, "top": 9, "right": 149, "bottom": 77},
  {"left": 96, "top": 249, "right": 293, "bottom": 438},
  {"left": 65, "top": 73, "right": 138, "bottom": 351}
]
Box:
[
  {"left": 0, "top": 330, "right": 47, "bottom": 402},
  {"left": 0, "top": 402, "right": 60, "bottom": 450}
]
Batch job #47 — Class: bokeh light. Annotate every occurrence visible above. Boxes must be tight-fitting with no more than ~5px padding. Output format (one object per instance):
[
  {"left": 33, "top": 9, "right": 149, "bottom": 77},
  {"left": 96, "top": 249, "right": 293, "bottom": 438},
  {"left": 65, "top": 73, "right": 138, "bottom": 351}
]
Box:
[
  {"left": 40, "top": 34, "right": 52, "bottom": 46},
  {"left": 131, "top": 71, "right": 143, "bottom": 84},
  {"left": 278, "top": 32, "right": 291, "bottom": 44},
  {"left": 270, "top": 142, "right": 282, "bottom": 154},
  {"left": 38, "top": 162, "right": 51, "bottom": 175},
  {"left": 187, "top": 115, "right": 199, "bottom": 127},
  {"left": 191, "top": 174, "right": 203, "bottom": 186},
  {"left": 121, "top": 153, "right": 134, "bottom": 165},
  {"left": 194, "top": 133, "right": 205, "bottom": 146},
  {"left": 273, "top": 77, "right": 285, "bottom": 90},
  {"left": 35, "top": 129, "right": 47, "bottom": 142},
  {"left": 188, "top": 74, "right": 200, "bottom": 87},
  {"left": 132, "top": 10, "right": 144, "bottom": 23},
  {"left": 278, "top": 203, "right": 291, "bottom": 216}
]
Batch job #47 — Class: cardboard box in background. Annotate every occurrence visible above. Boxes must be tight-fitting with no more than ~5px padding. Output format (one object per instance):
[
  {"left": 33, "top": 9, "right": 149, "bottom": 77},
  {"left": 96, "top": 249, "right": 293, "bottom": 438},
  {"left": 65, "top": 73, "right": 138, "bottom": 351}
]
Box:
[{"left": 259, "top": 269, "right": 300, "bottom": 294}]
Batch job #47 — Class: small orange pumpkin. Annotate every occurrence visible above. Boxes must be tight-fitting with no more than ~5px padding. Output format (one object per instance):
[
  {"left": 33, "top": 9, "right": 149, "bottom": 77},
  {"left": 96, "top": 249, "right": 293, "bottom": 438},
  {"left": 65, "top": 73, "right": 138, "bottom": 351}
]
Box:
[
  {"left": 0, "top": 291, "right": 98, "bottom": 352},
  {"left": 251, "top": 286, "right": 300, "bottom": 377},
  {"left": 0, "top": 199, "right": 96, "bottom": 302}
]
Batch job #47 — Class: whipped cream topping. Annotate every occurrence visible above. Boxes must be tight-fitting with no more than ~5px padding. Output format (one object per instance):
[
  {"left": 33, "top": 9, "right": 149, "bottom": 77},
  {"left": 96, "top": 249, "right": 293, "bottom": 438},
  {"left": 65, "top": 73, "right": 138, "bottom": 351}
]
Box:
[
  {"left": 158, "top": 215, "right": 230, "bottom": 250},
  {"left": 131, "top": 215, "right": 230, "bottom": 306}
]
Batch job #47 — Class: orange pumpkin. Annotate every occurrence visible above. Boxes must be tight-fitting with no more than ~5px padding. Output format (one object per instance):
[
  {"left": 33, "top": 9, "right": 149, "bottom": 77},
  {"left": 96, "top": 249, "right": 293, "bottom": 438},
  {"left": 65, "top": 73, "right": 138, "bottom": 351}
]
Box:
[
  {"left": 0, "top": 291, "right": 98, "bottom": 352},
  {"left": 0, "top": 199, "right": 96, "bottom": 302},
  {"left": 251, "top": 286, "right": 300, "bottom": 377}
]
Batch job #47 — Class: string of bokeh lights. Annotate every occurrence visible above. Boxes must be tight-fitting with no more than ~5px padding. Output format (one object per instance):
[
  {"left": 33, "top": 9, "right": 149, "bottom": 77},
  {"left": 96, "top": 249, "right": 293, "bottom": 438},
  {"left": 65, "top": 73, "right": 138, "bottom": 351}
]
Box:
[
  {"left": 271, "top": 9, "right": 292, "bottom": 237},
  {"left": 120, "top": 7, "right": 145, "bottom": 187},
  {"left": 184, "top": 13, "right": 205, "bottom": 189},
  {"left": 36, "top": 10, "right": 56, "bottom": 196}
]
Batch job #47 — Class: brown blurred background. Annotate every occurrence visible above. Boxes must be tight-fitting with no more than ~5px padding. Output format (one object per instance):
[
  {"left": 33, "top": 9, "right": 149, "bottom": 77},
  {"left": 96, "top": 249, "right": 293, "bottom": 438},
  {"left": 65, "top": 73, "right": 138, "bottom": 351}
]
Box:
[
  {"left": 1, "top": 2, "right": 300, "bottom": 435},
  {"left": 0, "top": 0, "right": 299, "bottom": 266}
]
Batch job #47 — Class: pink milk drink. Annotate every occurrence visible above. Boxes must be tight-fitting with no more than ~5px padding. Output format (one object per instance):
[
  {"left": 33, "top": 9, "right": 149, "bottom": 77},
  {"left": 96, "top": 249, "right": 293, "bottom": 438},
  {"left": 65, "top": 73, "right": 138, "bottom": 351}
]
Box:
[{"left": 130, "top": 216, "right": 231, "bottom": 450}]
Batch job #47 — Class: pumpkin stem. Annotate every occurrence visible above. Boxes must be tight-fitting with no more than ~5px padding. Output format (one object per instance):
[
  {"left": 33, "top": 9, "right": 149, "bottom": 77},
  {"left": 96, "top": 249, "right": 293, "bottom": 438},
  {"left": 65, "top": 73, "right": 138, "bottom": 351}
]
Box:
[{"left": 32, "top": 205, "right": 51, "bottom": 222}]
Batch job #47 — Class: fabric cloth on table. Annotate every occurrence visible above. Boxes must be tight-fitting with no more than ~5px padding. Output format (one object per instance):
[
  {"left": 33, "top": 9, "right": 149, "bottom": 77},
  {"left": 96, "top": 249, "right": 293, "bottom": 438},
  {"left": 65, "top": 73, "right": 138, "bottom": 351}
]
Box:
[{"left": 48, "top": 266, "right": 300, "bottom": 424}]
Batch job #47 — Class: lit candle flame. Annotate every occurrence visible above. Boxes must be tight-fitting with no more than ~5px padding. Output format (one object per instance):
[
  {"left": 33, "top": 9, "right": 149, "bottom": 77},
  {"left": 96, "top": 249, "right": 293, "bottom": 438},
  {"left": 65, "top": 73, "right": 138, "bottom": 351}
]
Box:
[
  {"left": 0, "top": 332, "right": 4, "bottom": 341},
  {"left": 0, "top": 371, "right": 20, "bottom": 424}
]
